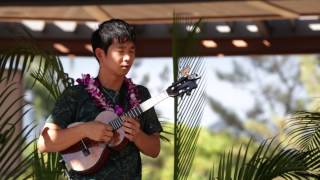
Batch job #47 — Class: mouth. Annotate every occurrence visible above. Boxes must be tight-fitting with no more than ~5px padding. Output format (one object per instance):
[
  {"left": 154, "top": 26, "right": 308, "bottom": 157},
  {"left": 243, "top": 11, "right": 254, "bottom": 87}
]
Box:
[{"left": 121, "top": 65, "right": 130, "bottom": 69}]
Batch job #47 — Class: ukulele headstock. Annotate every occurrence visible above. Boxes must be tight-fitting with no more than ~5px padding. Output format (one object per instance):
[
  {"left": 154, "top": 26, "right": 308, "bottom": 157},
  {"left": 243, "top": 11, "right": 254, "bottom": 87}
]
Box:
[{"left": 166, "top": 66, "right": 200, "bottom": 97}]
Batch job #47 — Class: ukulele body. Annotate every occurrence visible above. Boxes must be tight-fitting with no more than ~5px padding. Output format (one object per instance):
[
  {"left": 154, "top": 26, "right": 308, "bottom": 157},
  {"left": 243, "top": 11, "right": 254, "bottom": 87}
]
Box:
[{"left": 61, "top": 110, "right": 127, "bottom": 174}]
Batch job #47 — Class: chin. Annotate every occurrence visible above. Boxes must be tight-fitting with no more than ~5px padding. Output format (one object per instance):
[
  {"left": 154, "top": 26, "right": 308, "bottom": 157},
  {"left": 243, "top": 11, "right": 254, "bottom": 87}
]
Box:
[
  {"left": 118, "top": 71, "right": 129, "bottom": 76},
  {"left": 121, "top": 68, "right": 130, "bottom": 73}
]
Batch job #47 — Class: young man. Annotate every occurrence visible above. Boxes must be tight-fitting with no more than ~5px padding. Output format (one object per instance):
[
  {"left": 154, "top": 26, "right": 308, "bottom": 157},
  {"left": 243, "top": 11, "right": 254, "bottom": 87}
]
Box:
[{"left": 37, "top": 19, "right": 162, "bottom": 179}]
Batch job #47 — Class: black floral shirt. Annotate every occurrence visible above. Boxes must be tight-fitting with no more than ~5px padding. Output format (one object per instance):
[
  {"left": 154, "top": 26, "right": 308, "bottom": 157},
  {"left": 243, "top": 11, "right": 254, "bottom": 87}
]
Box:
[{"left": 47, "top": 82, "right": 162, "bottom": 180}]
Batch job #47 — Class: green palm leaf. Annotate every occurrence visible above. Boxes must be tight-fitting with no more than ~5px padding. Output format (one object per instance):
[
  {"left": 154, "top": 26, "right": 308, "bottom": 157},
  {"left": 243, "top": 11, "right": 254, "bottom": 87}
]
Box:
[
  {"left": 286, "top": 111, "right": 320, "bottom": 150},
  {"left": 210, "top": 110, "right": 320, "bottom": 180},
  {"left": 32, "top": 144, "right": 65, "bottom": 180},
  {"left": 0, "top": 77, "right": 36, "bottom": 179},
  {"left": 30, "top": 64, "right": 74, "bottom": 101},
  {"left": 211, "top": 139, "right": 320, "bottom": 180},
  {"left": 0, "top": 43, "right": 71, "bottom": 179},
  {"left": 172, "top": 14, "right": 207, "bottom": 180},
  {"left": 0, "top": 43, "right": 56, "bottom": 82}
]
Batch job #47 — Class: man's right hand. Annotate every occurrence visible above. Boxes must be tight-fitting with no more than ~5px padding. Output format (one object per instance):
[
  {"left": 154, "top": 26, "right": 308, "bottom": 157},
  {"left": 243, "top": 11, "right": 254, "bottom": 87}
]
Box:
[
  {"left": 38, "top": 121, "right": 114, "bottom": 153},
  {"left": 82, "top": 121, "right": 114, "bottom": 143}
]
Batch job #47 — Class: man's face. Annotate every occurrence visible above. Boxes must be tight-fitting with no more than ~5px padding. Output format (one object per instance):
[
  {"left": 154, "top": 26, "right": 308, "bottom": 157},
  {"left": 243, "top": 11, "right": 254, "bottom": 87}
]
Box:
[{"left": 100, "top": 39, "right": 136, "bottom": 77}]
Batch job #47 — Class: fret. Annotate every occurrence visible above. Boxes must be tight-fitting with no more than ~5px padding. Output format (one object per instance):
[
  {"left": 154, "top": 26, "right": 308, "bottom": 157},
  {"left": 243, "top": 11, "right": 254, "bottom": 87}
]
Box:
[
  {"left": 113, "top": 119, "right": 117, "bottom": 129},
  {"left": 134, "top": 108, "right": 141, "bottom": 116},
  {"left": 127, "top": 111, "right": 134, "bottom": 118},
  {"left": 116, "top": 123, "right": 120, "bottom": 129},
  {"left": 116, "top": 118, "right": 122, "bottom": 128},
  {"left": 132, "top": 108, "right": 138, "bottom": 117},
  {"left": 118, "top": 117, "right": 123, "bottom": 125},
  {"left": 114, "top": 121, "right": 119, "bottom": 129},
  {"left": 109, "top": 121, "right": 116, "bottom": 130},
  {"left": 137, "top": 106, "right": 143, "bottom": 114},
  {"left": 109, "top": 92, "right": 170, "bottom": 131}
]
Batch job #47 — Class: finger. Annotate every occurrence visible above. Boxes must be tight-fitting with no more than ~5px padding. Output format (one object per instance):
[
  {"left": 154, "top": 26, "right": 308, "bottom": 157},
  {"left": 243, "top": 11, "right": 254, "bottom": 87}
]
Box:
[
  {"left": 123, "top": 116, "right": 137, "bottom": 123},
  {"left": 125, "top": 119, "right": 139, "bottom": 127},
  {"left": 104, "top": 131, "right": 113, "bottom": 137},
  {"left": 102, "top": 136, "right": 112, "bottom": 143},
  {"left": 123, "top": 126, "right": 133, "bottom": 134},
  {"left": 125, "top": 121, "right": 140, "bottom": 131},
  {"left": 122, "top": 116, "right": 130, "bottom": 122},
  {"left": 123, "top": 121, "right": 133, "bottom": 129},
  {"left": 105, "top": 125, "right": 113, "bottom": 131},
  {"left": 124, "top": 133, "right": 133, "bottom": 141},
  {"left": 130, "top": 120, "right": 140, "bottom": 129},
  {"left": 103, "top": 134, "right": 113, "bottom": 139},
  {"left": 99, "top": 136, "right": 109, "bottom": 142}
]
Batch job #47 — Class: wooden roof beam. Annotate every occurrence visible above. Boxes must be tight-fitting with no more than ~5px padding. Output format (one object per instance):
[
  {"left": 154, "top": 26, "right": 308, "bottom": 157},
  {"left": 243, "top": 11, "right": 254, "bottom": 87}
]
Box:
[
  {"left": 82, "top": 6, "right": 112, "bottom": 22},
  {"left": 248, "top": 1, "right": 299, "bottom": 19}
]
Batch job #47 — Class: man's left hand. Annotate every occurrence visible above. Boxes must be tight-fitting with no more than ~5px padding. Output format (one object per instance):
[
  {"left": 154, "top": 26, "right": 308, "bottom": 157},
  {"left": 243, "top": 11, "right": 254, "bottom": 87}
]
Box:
[{"left": 122, "top": 117, "right": 142, "bottom": 142}]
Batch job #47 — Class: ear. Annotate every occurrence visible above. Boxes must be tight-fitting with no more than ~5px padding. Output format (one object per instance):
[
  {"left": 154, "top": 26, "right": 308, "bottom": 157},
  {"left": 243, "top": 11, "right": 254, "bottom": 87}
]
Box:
[{"left": 95, "top": 48, "right": 105, "bottom": 63}]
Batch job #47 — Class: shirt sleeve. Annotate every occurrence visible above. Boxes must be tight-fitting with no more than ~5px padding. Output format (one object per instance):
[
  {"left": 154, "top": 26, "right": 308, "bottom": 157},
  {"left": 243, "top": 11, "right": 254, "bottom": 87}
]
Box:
[
  {"left": 46, "top": 86, "right": 79, "bottom": 129},
  {"left": 137, "top": 85, "right": 163, "bottom": 134}
]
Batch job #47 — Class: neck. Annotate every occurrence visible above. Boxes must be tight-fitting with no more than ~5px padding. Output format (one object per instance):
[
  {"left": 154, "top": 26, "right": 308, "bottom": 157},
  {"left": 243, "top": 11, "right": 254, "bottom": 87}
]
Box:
[{"left": 98, "top": 71, "right": 124, "bottom": 92}]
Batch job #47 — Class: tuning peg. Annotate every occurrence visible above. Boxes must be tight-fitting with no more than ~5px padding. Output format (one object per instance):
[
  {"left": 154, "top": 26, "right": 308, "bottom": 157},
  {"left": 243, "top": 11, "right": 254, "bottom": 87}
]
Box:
[{"left": 186, "top": 91, "right": 191, "bottom": 96}]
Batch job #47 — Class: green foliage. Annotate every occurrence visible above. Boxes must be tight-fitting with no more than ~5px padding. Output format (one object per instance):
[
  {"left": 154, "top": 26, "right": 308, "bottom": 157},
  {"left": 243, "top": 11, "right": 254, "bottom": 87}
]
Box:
[
  {"left": 0, "top": 43, "right": 70, "bottom": 179},
  {"left": 209, "top": 111, "right": 320, "bottom": 180},
  {"left": 142, "top": 124, "right": 253, "bottom": 180},
  {"left": 32, "top": 144, "right": 65, "bottom": 180},
  {"left": 0, "top": 78, "right": 36, "bottom": 179},
  {"left": 207, "top": 55, "right": 320, "bottom": 179},
  {"left": 172, "top": 14, "right": 207, "bottom": 180},
  {"left": 210, "top": 139, "right": 320, "bottom": 180},
  {"left": 287, "top": 111, "right": 320, "bottom": 151}
]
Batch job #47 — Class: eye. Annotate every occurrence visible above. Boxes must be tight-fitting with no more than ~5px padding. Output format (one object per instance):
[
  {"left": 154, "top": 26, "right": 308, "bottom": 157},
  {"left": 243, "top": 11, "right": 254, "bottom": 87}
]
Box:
[
  {"left": 129, "top": 50, "right": 135, "bottom": 54},
  {"left": 117, "top": 50, "right": 124, "bottom": 54}
]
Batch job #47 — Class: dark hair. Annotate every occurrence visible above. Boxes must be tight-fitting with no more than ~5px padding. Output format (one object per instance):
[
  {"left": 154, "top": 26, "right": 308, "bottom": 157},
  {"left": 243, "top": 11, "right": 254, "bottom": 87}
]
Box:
[{"left": 91, "top": 19, "right": 136, "bottom": 59}]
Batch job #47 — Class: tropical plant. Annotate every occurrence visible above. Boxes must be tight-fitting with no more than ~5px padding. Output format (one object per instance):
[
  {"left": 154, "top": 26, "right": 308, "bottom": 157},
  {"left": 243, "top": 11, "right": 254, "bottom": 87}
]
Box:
[
  {"left": 172, "top": 14, "right": 207, "bottom": 180},
  {"left": 287, "top": 111, "right": 320, "bottom": 151},
  {"left": 0, "top": 43, "right": 70, "bottom": 179},
  {"left": 0, "top": 76, "right": 36, "bottom": 179},
  {"left": 29, "top": 54, "right": 74, "bottom": 180},
  {"left": 209, "top": 111, "right": 320, "bottom": 180},
  {"left": 32, "top": 145, "right": 65, "bottom": 180}
]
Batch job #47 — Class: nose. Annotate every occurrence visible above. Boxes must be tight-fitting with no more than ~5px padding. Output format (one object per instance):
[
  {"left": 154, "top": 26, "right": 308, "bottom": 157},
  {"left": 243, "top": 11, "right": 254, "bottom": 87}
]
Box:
[{"left": 123, "top": 54, "right": 130, "bottom": 62}]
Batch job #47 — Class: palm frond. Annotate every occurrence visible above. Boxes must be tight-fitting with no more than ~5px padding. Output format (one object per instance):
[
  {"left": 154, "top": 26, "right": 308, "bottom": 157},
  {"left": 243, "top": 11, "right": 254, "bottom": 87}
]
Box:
[
  {"left": 0, "top": 79, "right": 36, "bottom": 179},
  {"left": 172, "top": 13, "right": 207, "bottom": 180},
  {"left": 210, "top": 138, "right": 320, "bottom": 180},
  {"left": 159, "top": 120, "right": 173, "bottom": 142},
  {"left": 0, "top": 42, "right": 72, "bottom": 91},
  {"left": 286, "top": 111, "right": 320, "bottom": 150},
  {"left": 0, "top": 42, "right": 72, "bottom": 179},
  {"left": 287, "top": 111, "right": 320, "bottom": 149},
  {"left": 1, "top": 44, "right": 42, "bottom": 81},
  {"left": 30, "top": 64, "right": 74, "bottom": 101},
  {"left": 32, "top": 145, "right": 65, "bottom": 180}
]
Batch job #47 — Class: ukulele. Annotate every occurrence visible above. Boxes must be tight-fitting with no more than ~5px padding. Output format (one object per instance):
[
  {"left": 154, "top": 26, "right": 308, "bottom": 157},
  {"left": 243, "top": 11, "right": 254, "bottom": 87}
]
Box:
[{"left": 60, "top": 73, "right": 200, "bottom": 174}]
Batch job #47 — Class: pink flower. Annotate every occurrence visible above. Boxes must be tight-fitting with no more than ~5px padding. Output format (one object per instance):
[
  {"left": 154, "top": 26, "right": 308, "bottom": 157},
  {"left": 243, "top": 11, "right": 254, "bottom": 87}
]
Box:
[{"left": 77, "top": 74, "right": 140, "bottom": 116}]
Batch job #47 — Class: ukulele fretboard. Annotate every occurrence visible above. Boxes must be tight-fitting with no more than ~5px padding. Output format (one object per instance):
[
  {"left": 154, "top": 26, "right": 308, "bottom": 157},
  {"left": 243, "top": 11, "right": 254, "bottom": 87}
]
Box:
[{"left": 109, "top": 91, "right": 169, "bottom": 130}]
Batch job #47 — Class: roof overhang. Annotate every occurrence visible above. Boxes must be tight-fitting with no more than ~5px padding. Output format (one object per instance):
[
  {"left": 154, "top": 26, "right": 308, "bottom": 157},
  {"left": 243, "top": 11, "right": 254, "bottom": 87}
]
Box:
[{"left": 0, "top": 0, "right": 319, "bottom": 57}]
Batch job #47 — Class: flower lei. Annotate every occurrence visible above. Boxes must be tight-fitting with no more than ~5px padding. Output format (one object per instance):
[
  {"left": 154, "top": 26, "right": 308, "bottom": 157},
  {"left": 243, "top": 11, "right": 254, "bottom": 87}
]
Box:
[{"left": 76, "top": 74, "right": 140, "bottom": 116}]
